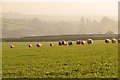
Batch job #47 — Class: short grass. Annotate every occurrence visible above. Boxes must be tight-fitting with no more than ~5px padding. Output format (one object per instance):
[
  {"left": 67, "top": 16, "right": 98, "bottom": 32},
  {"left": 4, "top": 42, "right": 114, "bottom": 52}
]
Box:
[{"left": 2, "top": 41, "right": 118, "bottom": 78}]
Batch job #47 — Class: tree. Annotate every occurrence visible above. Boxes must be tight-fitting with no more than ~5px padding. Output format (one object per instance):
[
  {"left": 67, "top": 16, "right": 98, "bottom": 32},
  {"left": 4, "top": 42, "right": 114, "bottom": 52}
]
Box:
[{"left": 105, "top": 31, "right": 115, "bottom": 34}]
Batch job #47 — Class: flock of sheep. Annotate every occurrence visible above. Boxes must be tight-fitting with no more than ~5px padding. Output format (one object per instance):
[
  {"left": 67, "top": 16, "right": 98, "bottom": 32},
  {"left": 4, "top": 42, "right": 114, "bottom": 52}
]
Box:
[{"left": 10, "top": 38, "right": 120, "bottom": 48}]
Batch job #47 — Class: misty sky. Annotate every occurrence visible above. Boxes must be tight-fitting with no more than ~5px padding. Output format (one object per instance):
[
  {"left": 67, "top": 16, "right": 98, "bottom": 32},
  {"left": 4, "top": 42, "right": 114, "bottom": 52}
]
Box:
[{"left": 1, "top": 0, "right": 119, "bottom": 16}]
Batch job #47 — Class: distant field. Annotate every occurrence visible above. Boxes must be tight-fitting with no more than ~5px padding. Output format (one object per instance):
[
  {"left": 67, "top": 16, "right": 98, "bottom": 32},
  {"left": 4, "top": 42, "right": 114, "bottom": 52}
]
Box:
[{"left": 2, "top": 40, "right": 118, "bottom": 78}]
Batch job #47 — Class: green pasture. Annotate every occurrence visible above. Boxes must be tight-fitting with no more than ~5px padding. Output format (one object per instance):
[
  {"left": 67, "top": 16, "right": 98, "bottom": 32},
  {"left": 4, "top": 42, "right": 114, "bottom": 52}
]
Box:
[{"left": 2, "top": 40, "right": 118, "bottom": 78}]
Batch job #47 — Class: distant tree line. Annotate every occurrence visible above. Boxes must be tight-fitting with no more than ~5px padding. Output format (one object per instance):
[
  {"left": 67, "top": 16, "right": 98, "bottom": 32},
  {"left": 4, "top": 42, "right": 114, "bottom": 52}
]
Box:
[{"left": 2, "top": 34, "right": 119, "bottom": 42}]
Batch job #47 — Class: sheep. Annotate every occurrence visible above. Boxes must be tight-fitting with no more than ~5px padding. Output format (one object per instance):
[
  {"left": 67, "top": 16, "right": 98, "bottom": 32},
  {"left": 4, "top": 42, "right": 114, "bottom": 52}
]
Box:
[
  {"left": 118, "top": 38, "right": 120, "bottom": 43},
  {"left": 10, "top": 45, "right": 14, "bottom": 48},
  {"left": 81, "top": 40, "right": 85, "bottom": 45},
  {"left": 61, "top": 40, "right": 66, "bottom": 45},
  {"left": 61, "top": 40, "right": 67, "bottom": 46},
  {"left": 68, "top": 41, "right": 73, "bottom": 46},
  {"left": 28, "top": 44, "right": 32, "bottom": 48},
  {"left": 87, "top": 39, "right": 93, "bottom": 44},
  {"left": 76, "top": 40, "right": 80, "bottom": 45},
  {"left": 64, "top": 41, "right": 67, "bottom": 46},
  {"left": 105, "top": 39, "right": 111, "bottom": 43},
  {"left": 111, "top": 38, "right": 117, "bottom": 43},
  {"left": 50, "top": 43, "right": 53, "bottom": 46},
  {"left": 58, "top": 40, "right": 67, "bottom": 46},
  {"left": 37, "top": 43, "right": 42, "bottom": 47},
  {"left": 58, "top": 41, "right": 62, "bottom": 46}
]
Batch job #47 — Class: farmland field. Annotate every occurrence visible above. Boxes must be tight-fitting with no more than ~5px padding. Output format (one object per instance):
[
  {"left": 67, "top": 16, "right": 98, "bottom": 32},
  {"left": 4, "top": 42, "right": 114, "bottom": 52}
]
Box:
[{"left": 2, "top": 40, "right": 118, "bottom": 78}]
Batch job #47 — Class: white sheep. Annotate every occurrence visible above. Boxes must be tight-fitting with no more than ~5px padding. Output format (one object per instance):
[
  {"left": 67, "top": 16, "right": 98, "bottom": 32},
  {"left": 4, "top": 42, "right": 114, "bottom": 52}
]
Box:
[
  {"left": 68, "top": 41, "right": 73, "bottom": 46},
  {"left": 81, "top": 40, "right": 85, "bottom": 45},
  {"left": 87, "top": 39, "right": 93, "bottom": 44},
  {"left": 28, "top": 44, "right": 32, "bottom": 48},
  {"left": 37, "top": 43, "right": 42, "bottom": 47},
  {"left": 111, "top": 38, "right": 117, "bottom": 43},
  {"left": 76, "top": 40, "right": 80, "bottom": 45},
  {"left": 58, "top": 41, "right": 62, "bottom": 46},
  {"left": 59, "top": 40, "right": 67, "bottom": 46},
  {"left": 50, "top": 43, "right": 53, "bottom": 46},
  {"left": 64, "top": 41, "right": 67, "bottom": 46},
  {"left": 105, "top": 39, "right": 111, "bottom": 43},
  {"left": 10, "top": 45, "right": 14, "bottom": 48}
]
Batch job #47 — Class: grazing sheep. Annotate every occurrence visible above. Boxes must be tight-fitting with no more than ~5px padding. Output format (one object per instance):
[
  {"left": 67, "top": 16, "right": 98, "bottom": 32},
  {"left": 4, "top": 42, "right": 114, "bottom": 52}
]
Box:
[
  {"left": 76, "top": 40, "right": 80, "bottom": 45},
  {"left": 10, "top": 45, "right": 14, "bottom": 48},
  {"left": 58, "top": 40, "right": 67, "bottom": 46},
  {"left": 28, "top": 44, "right": 32, "bottom": 48},
  {"left": 61, "top": 40, "right": 65, "bottom": 45},
  {"left": 61, "top": 40, "right": 66, "bottom": 45},
  {"left": 105, "top": 39, "right": 111, "bottom": 43},
  {"left": 37, "top": 43, "right": 42, "bottom": 47},
  {"left": 58, "top": 41, "right": 62, "bottom": 46},
  {"left": 111, "top": 38, "right": 117, "bottom": 43},
  {"left": 68, "top": 41, "right": 73, "bottom": 46},
  {"left": 118, "top": 38, "right": 120, "bottom": 43},
  {"left": 87, "top": 39, "right": 93, "bottom": 44},
  {"left": 64, "top": 41, "right": 67, "bottom": 46},
  {"left": 81, "top": 40, "right": 85, "bottom": 45},
  {"left": 50, "top": 43, "right": 53, "bottom": 46},
  {"left": 61, "top": 40, "right": 67, "bottom": 46}
]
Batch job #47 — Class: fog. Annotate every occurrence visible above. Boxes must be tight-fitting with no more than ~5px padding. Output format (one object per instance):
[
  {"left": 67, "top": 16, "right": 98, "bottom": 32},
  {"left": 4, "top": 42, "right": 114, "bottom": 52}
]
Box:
[
  {"left": 2, "top": 1, "right": 118, "bottom": 16},
  {"left": 1, "top": 1, "right": 119, "bottom": 38}
]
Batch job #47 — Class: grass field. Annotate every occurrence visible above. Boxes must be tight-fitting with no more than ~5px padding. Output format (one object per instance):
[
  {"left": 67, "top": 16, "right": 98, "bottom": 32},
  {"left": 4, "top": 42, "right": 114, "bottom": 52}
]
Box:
[{"left": 2, "top": 40, "right": 118, "bottom": 78}]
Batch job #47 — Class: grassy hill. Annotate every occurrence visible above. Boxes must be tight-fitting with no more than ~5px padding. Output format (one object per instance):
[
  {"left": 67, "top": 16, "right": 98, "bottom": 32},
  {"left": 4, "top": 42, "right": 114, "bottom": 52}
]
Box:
[
  {"left": 2, "top": 20, "right": 38, "bottom": 38},
  {"left": 2, "top": 13, "right": 118, "bottom": 38}
]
